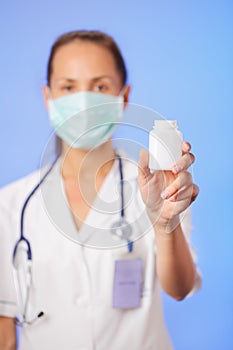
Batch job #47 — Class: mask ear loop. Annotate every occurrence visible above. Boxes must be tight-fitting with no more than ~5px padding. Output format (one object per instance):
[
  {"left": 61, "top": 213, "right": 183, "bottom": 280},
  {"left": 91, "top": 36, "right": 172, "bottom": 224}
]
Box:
[
  {"left": 46, "top": 87, "right": 65, "bottom": 121},
  {"left": 47, "top": 86, "right": 62, "bottom": 109},
  {"left": 46, "top": 86, "right": 54, "bottom": 105},
  {"left": 118, "top": 86, "right": 129, "bottom": 110},
  {"left": 46, "top": 85, "right": 52, "bottom": 97},
  {"left": 118, "top": 86, "right": 126, "bottom": 97}
]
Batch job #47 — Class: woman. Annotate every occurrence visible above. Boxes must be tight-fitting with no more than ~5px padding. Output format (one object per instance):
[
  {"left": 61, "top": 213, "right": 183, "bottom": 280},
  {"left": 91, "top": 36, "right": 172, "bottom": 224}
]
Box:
[{"left": 0, "top": 30, "right": 200, "bottom": 350}]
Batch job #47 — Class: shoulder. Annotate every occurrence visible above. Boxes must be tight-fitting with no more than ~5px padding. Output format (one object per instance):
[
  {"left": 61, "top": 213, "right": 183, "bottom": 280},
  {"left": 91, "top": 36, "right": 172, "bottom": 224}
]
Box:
[{"left": 0, "top": 169, "right": 42, "bottom": 213}]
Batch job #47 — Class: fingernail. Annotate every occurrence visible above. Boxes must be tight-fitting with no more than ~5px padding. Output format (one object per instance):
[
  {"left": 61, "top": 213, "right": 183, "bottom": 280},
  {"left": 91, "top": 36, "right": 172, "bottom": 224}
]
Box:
[{"left": 161, "top": 190, "right": 170, "bottom": 199}]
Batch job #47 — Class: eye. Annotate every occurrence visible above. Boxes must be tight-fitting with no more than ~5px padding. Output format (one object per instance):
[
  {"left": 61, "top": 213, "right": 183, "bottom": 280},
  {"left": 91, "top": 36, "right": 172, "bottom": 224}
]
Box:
[
  {"left": 61, "top": 85, "right": 75, "bottom": 92},
  {"left": 93, "top": 84, "right": 108, "bottom": 93}
]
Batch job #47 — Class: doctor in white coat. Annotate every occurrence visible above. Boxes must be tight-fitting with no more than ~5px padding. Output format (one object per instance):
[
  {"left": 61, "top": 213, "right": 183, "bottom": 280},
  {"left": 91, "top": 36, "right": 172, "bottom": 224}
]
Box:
[{"left": 0, "top": 30, "right": 200, "bottom": 350}]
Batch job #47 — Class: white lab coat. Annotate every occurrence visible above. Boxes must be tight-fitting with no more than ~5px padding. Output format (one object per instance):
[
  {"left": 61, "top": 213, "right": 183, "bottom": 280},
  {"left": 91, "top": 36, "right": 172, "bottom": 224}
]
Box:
[{"left": 0, "top": 154, "right": 201, "bottom": 350}]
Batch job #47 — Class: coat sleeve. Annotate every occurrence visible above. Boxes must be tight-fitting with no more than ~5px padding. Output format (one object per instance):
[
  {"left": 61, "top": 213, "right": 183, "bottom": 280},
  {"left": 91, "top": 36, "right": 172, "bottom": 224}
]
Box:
[
  {"left": 134, "top": 181, "right": 202, "bottom": 297},
  {"left": 180, "top": 207, "right": 202, "bottom": 296}
]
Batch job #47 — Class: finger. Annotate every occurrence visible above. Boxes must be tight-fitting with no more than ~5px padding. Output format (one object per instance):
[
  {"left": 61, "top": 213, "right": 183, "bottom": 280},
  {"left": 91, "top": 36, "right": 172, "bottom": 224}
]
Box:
[
  {"left": 166, "top": 183, "right": 199, "bottom": 204},
  {"left": 138, "top": 149, "right": 149, "bottom": 169},
  {"left": 172, "top": 152, "right": 195, "bottom": 174},
  {"left": 168, "top": 183, "right": 194, "bottom": 202},
  {"left": 143, "top": 171, "right": 165, "bottom": 206},
  {"left": 138, "top": 149, "right": 153, "bottom": 186},
  {"left": 191, "top": 184, "right": 199, "bottom": 203},
  {"left": 161, "top": 171, "right": 192, "bottom": 199},
  {"left": 182, "top": 141, "right": 191, "bottom": 154}
]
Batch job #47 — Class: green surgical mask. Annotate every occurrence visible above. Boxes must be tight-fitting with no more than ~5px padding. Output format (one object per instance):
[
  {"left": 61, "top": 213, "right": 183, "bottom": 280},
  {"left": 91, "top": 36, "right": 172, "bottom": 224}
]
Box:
[{"left": 48, "top": 91, "right": 124, "bottom": 149}]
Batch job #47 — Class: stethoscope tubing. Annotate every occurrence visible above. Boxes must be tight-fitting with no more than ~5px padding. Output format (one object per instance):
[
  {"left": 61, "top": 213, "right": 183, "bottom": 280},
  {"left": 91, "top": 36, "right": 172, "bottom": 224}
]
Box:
[
  {"left": 12, "top": 157, "right": 59, "bottom": 263},
  {"left": 12, "top": 154, "right": 132, "bottom": 326}
]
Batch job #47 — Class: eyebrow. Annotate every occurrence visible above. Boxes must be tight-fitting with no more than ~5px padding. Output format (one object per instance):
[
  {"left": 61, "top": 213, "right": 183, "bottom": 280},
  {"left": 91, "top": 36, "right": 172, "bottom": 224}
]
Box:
[{"left": 55, "top": 75, "right": 114, "bottom": 83}]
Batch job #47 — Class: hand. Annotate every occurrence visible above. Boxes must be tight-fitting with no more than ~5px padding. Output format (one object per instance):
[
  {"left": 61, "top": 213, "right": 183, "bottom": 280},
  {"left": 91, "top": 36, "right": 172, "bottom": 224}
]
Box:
[{"left": 138, "top": 142, "right": 199, "bottom": 232}]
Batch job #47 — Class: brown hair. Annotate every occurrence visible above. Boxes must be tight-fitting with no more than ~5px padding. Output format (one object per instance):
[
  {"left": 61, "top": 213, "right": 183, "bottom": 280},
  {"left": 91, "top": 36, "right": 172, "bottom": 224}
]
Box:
[{"left": 46, "top": 30, "right": 127, "bottom": 87}]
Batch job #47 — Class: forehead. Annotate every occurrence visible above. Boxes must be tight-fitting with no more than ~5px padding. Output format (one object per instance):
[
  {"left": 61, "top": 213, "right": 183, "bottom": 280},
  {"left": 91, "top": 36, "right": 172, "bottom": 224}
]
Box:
[{"left": 51, "top": 41, "right": 120, "bottom": 81}]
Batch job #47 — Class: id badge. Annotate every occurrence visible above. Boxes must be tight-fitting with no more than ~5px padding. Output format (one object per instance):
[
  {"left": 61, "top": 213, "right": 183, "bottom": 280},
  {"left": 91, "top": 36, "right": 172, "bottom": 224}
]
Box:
[{"left": 112, "top": 258, "right": 143, "bottom": 309}]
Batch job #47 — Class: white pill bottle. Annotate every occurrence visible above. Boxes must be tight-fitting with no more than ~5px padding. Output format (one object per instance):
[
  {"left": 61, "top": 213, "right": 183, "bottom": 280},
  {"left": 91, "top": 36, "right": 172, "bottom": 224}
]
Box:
[{"left": 149, "top": 120, "right": 183, "bottom": 171}]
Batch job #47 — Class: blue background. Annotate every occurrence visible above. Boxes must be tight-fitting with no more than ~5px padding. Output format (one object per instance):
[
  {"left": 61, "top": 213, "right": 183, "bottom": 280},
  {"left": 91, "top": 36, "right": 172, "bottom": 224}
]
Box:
[{"left": 1, "top": 1, "right": 233, "bottom": 349}]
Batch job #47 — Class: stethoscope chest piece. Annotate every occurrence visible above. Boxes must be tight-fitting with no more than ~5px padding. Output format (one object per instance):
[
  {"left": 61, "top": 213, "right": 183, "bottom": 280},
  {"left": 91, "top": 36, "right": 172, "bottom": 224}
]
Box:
[{"left": 111, "top": 218, "right": 133, "bottom": 241}]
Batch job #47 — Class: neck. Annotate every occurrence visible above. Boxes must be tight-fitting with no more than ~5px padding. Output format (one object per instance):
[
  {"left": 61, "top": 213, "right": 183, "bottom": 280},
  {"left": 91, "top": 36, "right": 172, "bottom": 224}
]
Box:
[{"left": 61, "top": 140, "right": 116, "bottom": 181}]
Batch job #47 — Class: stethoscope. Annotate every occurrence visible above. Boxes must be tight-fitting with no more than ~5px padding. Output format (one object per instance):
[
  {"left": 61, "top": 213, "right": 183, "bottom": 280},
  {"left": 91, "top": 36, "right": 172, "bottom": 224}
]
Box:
[{"left": 12, "top": 154, "right": 133, "bottom": 327}]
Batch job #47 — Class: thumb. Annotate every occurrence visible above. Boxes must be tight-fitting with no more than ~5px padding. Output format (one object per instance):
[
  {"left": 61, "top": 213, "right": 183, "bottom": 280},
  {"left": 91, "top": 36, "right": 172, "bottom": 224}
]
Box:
[{"left": 138, "top": 149, "right": 152, "bottom": 186}]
